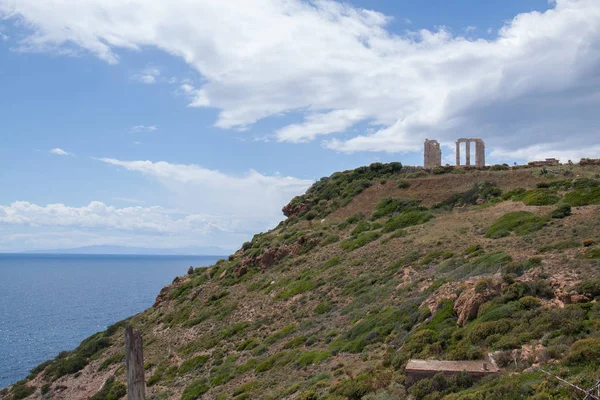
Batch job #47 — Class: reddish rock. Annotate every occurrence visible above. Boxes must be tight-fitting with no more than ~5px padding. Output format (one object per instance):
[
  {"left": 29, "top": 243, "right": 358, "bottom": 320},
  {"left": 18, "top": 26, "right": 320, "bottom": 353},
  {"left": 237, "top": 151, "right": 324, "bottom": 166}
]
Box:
[
  {"left": 234, "top": 264, "right": 248, "bottom": 278},
  {"left": 153, "top": 286, "right": 170, "bottom": 308},
  {"left": 282, "top": 201, "right": 308, "bottom": 218},
  {"left": 219, "top": 270, "right": 228, "bottom": 280},
  {"left": 454, "top": 281, "right": 501, "bottom": 326},
  {"left": 569, "top": 292, "right": 591, "bottom": 304},
  {"left": 187, "top": 266, "right": 194, "bottom": 275}
]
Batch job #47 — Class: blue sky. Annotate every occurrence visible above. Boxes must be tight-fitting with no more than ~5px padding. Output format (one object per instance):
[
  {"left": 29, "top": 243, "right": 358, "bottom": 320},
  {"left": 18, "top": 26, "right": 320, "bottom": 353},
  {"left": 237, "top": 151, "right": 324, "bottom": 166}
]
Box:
[{"left": 0, "top": 0, "right": 598, "bottom": 252}]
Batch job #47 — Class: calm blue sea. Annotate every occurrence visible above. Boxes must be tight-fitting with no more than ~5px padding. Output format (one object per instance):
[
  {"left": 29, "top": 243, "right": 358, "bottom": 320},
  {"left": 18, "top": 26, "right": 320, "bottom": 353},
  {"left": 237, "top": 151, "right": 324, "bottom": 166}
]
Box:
[{"left": 0, "top": 254, "right": 223, "bottom": 388}]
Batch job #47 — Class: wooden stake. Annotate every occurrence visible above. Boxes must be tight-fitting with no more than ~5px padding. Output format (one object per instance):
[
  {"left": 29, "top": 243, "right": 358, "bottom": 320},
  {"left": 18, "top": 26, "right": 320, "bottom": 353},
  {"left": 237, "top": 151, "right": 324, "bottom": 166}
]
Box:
[{"left": 125, "top": 326, "right": 146, "bottom": 400}]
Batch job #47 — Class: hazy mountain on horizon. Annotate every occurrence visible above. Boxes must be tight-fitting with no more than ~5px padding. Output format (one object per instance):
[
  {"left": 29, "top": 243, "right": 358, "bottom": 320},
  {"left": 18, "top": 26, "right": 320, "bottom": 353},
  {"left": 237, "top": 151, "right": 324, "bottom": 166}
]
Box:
[{"left": 22, "top": 244, "right": 231, "bottom": 256}]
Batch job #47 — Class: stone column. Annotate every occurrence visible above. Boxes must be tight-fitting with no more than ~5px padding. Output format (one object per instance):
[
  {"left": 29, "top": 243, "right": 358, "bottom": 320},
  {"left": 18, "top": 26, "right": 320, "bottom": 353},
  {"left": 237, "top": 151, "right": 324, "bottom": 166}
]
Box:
[
  {"left": 455, "top": 142, "right": 460, "bottom": 166},
  {"left": 465, "top": 140, "right": 471, "bottom": 166}
]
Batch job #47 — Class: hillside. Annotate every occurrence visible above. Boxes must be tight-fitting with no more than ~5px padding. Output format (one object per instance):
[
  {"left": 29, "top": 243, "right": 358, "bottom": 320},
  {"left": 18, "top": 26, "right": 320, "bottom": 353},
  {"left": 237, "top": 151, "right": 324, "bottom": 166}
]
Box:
[{"left": 3, "top": 162, "right": 600, "bottom": 400}]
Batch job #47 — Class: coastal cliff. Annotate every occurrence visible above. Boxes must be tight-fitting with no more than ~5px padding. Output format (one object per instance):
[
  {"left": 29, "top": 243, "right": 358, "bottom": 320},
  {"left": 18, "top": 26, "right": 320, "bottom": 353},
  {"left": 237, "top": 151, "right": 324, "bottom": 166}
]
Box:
[{"left": 3, "top": 162, "right": 600, "bottom": 400}]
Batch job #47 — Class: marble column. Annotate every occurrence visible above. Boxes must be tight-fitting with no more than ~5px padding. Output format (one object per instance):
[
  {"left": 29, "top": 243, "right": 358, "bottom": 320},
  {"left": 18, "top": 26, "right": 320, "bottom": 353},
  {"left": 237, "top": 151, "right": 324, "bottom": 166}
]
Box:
[
  {"left": 465, "top": 140, "right": 471, "bottom": 166},
  {"left": 455, "top": 142, "right": 460, "bottom": 166}
]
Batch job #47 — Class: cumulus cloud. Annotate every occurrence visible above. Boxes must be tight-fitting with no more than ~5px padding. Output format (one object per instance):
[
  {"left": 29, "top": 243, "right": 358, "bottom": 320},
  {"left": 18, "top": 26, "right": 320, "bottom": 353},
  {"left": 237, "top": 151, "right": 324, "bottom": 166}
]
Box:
[
  {"left": 133, "top": 66, "right": 160, "bottom": 84},
  {"left": 0, "top": 201, "right": 207, "bottom": 232},
  {"left": 97, "top": 158, "right": 313, "bottom": 228},
  {"left": 2, "top": 0, "right": 600, "bottom": 159},
  {"left": 50, "top": 148, "right": 71, "bottom": 156},
  {"left": 0, "top": 201, "right": 245, "bottom": 251},
  {"left": 131, "top": 125, "right": 157, "bottom": 133}
]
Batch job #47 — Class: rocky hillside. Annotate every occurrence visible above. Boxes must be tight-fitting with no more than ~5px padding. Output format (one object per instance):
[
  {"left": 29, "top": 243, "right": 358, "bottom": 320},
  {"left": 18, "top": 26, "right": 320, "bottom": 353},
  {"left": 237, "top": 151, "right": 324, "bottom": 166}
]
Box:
[{"left": 3, "top": 162, "right": 600, "bottom": 400}]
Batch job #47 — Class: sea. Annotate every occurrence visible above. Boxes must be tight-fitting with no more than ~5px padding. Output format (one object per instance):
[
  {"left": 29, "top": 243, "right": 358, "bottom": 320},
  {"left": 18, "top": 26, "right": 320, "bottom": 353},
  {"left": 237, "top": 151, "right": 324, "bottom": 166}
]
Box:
[{"left": 0, "top": 253, "right": 223, "bottom": 388}]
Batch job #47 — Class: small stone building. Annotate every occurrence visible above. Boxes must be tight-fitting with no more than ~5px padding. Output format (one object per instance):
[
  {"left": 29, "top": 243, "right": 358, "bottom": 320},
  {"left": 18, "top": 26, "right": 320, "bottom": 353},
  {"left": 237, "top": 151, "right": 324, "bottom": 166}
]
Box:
[
  {"left": 405, "top": 359, "right": 500, "bottom": 383},
  {"left": 528, "top": 158, "right": 559, "bottom": 167}
]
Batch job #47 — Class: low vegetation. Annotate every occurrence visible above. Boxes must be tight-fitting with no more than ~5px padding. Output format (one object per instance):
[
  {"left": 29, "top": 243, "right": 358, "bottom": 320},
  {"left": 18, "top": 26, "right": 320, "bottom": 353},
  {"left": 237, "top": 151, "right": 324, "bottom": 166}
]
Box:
[
  {"left": 14, "top": 163, "right": 600, "bottom": 400},
  {"left": 486, "top": 211, "right": 548, "bottom": 238}
]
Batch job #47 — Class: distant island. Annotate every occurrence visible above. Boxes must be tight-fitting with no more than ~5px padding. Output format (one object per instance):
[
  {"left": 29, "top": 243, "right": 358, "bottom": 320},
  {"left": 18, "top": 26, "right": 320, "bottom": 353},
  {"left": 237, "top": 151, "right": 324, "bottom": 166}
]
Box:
[{"left": 22, "top": 245, "right": 230, "bottom": 256}]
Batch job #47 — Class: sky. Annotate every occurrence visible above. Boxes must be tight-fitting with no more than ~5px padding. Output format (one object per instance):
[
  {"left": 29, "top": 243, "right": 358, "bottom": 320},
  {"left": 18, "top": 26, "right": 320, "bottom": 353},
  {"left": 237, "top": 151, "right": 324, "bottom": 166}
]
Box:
[{"left": 0, "top": 0, "right": 599, "bottom": 253}]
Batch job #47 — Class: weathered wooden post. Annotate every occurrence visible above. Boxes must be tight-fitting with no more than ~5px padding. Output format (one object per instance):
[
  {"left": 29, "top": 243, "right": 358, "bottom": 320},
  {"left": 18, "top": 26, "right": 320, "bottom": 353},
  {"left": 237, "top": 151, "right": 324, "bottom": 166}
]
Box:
[{"left": 125, "top": 326, "right": 146, "bottom": 400}]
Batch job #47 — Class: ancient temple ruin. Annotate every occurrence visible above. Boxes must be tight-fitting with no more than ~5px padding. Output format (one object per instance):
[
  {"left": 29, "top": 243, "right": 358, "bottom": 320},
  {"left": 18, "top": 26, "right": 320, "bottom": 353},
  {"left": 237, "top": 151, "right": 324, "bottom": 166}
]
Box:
[
  {"left": 456, "top": 138, "right": 485, "bottom": 168},
  {"left": 424, "top": 139, "right": 442, "bottom": 168},
  {"left": 424, "top": 138, "right": 486, "bottom": 168}
]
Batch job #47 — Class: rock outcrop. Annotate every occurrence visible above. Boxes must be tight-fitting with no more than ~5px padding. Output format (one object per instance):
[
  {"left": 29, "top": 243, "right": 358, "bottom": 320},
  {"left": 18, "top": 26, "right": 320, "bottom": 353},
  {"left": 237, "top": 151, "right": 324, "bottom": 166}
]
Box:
[{"left": 454, "top": 281, "right": 501, "bottom": 326}]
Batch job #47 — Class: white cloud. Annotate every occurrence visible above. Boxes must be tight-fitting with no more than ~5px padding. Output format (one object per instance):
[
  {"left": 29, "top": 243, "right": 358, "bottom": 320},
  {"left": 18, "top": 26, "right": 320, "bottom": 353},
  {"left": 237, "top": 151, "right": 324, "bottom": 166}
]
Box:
[
  {"left": 0, "top": 201, "right": 196, "bottom": 232},
  {"left": 50, "top": 148, "right": 71, "bottom": 156},
  {"left": 97, "top": 158, "right": 313, "bottom": 228},
  {"left": 131, "top": 125, "right": 157, "bottom": 133},
  {"left": 133, "top": 66, "right": 160, "bottom": 84},
  {"left": 180, "top": 83, "right": 195, "bottom": 94},
  {"left": 2, "top": 0, "right": 600, "bottom": 158},
  {"left": 0, "top": 201, "right": 245, "bottom": 251},
  {"left": 97, "top": 158, "right": 313, "bottom": 234},
  {"left": 275, "top": 109, "right": 366, "bottom": 143}
]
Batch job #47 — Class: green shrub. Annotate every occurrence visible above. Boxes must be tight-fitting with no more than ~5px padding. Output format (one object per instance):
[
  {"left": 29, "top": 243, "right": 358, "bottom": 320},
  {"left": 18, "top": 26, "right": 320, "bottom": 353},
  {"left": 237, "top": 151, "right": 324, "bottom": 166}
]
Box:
[
  {"left": 89, "top": 376, "right": 126, "bottom": 400},
  {"left": 474, "top": 278, "right": 493, "bottom": 294},
  {"left": 340, "top": 231, "right": 381, "bottom": 251},
  {"left": 519, "top": 296, "right": 541, "bottom": 309},
  {"left": 538, "top": 240, "right": 580, "bottom": 252},
  {"left": 564, "top": 187, "right": 600, "bottom": 206},
  {"left": 521, "top": 189, "right": 560, "bottom": 206},
  {"left": 566, "top": 338, "right": 600, "bottom": 366},
  {"left": 478, "top": 302, "right": 521, "bottom": 322},
  {"left": 283, "top": 335, "right": 307, "bottom": 349},
  {"left": 324, "top": 256, "right": 342, "bottom": 268},
  {"left": 372, "top": 198, "right": 423, "bottom": 219},
  {"left": 351, "top": 220, "right": 374, "bottom": 236},
  {"left": 522, "top": 257, "right": 542, "bottom": 270},
  {"left": 572, "top": 178, "right": 600, "bottom": 189},
  {"left": 346, "top": 213, "right": 365, "bottom": 224},
  {"left": 332, "top": 375, "right": 375, "bottom": 399},
  {"left": 182, "top": 379, "right": 209, "bottom": 400},
  {"left": 237, "top": 338, "right": 260, "bottom": 351},
  {"left": 486, "top": 211, "right": 548, "bottom": 238},
  {"left": 265, "top": 324, "right": 297, "bottom": 345},
  {"left": 382, "top": 211, "right": 432, "bottom": 233},
  {"left": 98, "top": 353, "right": 124, "bottom": 371},
  {"left": 575, "top": 278, "right": 600, "bottom": 296},
  {"left": 551, "top": 203, "right": 572, "bottom": 219},
  {"left": 314, "top": 300, "right": 334, "bottom": 314},
  {"left": 464, "top": 244, "right": 483, "bottom": 256},
  {"left": 585, "top": 248, "right": 600, "bottom": 259},
  {"left": 219, "top": 322, "right": 247, "bottom": 339},
  {"left": 469, "top": 320, "right": 512, "bottom": 343},
  {"left": 255, "top": 351, "right": 297, "bottom": 373},
  {"left": 502, "top": 188, "right": 527, "bottom": 201},
  {"left": 397, "top": 180, "right": 411, "bottom": 189},
  {"left": 178, "top": 355, "right": 209, "bottom": 375},
  {"left": 420, "top": 250, "right": 454, "bottom": 266},
  {"left": 40, "top": 383, "right": 51, "bottom": 395},
  {"left": 147, "top": 361, "right": 177, "bottom": 386},
  {"left": 10, "top": 381, "right": 36, "bottom": 400},
  {"left": 274, "top": 278, "right": 316, "bottom": 300},
  {"left": 438, "top": 181, "right": 502, "bottom": 208},
  {"left": 528, "top": 279, "right": 554, "bottom": 299},
  {"left": 296, "top": 350, "right": 331, "bottom": 367},
  {"left": 453, "top": 251, "right": 513, "bottom": 278},
  {"left": 232, "top": 381, "right": 261, "bottom": 397}
]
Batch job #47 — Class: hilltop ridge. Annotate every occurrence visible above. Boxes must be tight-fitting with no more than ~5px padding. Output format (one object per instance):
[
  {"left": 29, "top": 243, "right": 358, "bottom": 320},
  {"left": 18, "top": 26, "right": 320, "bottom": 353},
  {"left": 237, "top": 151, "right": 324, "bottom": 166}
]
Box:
[{"left": 3, "top": 162, "right": 600, "bottom": 400}]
